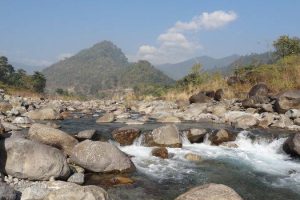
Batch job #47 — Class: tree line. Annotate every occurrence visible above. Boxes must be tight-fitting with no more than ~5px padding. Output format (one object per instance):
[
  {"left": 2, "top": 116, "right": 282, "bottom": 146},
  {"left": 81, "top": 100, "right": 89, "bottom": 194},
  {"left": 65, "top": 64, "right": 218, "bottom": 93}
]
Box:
[{"left": 0, "top": 56, "right": 46, "bottom": 93}]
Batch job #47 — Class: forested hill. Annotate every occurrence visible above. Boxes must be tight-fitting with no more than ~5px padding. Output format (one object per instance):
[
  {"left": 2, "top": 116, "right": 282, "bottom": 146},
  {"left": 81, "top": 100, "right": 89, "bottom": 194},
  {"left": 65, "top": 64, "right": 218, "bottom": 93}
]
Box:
[{"left": 43, "top": 41, "right": 174, "bottom": 95}]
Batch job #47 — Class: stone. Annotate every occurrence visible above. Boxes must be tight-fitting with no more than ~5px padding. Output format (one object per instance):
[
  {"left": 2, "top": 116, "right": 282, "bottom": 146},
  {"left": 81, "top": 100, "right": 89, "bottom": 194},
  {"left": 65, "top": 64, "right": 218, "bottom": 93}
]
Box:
[
  {"left": 248, "top": 83, "right": 269, "bottom": 97},
  {"left": 24, "top": 107, "right": 62, "bottom": 120},
  {"left": 112, "top": 127, "right": 141, "bottom": 146},
  {"left": 285, "top": 109, "right": 300, "bottom": 119},
  {"left": 186, "top": 128, "right": 207, "bottom": 143},
  {"left": 0, "top": 137, "right": 70, "bottom": 180},
  {"left": 0, "top": 182, "right": 18, "bottom": 200},
  {"left": 76, "top": 129, "right": 96, "bottom": 140},
  {"left": 283, "top": 133, "right": 300, "bottom": 157},
  {"left": 1, "top": 122, "right": 21, "bottom": 132},
  {"left": 67, "top": 173, "right": 84, "bottom": 185},
  {"left": 145, "top": 124, "right": 182, "bottom": 148},
  {"left": 189, "top": 92, "right": 213, "bottom": 104},
  {"left": 0, "top": 101, "right": 12, "bottom": 113},
  {"left": 70, "top": 140, "right": 135, "bottom": 173},
  {"left": 175, "top": 183, "right": 243, "bottom": 200},
  {"left": 157, "top": 115, "right": 181, "bottom": 123},
  {"left": 44, "top": 185, "right": 110, "bottom": 200},
  {"left": 12, "top": 116, "right": 33, "bottom": 124},
  {"left": 151, "top": 147, "right": 168, "bottom": 159},
  {"left": 28, "top": 123, "right": 78, "bottom": 155},
  {"left": 234, "top": 115, "right": 259, "bottom": 129},
  {"left": 271, "top": 114, "right": 293, "bottom": 129},
  {"left": 19, "top": 181, "right": 109, "bottom": 200},
  {"left": 294, "top": 118, "right": 300, "bottom": 126},
  {"left": 258, "top": 112, "right": 276, "bottom": 128},
  {"left": 275, "top": 90, "right": 300, "bottom": 113},
  {"left": 214, "top": 89, "right": 224, "bottom": 101},
  {"left": 96, "top": 113, "right": 115, "bottom": 123},
  {"left": 209, "top": 129, "right": 236, "bottom": 145},
  {"left": 211, "top": 104, "right": 227, "bottom": 117},
  {"left": 110, "top": 176, "right": 134, "bottom": 185},
  {"left": 184, "top": 153, "right": 201, "bottom": 161}
]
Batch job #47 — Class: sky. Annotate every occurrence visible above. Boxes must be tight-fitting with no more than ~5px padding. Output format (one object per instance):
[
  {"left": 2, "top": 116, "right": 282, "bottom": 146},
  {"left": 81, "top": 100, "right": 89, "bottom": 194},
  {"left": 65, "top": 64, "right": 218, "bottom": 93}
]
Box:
[{"left": 0, "top": 0, "right": 300, "bottom": 68}]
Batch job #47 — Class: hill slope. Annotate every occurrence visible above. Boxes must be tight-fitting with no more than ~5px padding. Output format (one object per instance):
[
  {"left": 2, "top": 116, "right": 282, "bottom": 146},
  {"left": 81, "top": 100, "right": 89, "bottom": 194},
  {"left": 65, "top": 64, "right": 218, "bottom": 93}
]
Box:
[
  {"left": 156, "top": 55, "right": 240, "bottom": 80},
  {"left": 43, "top": 41, "right": 173, "bottom": 95}
]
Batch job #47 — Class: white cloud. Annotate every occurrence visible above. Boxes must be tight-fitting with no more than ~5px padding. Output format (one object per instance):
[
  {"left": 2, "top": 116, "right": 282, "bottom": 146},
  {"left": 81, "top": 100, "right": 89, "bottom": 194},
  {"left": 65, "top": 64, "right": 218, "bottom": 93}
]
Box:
[
  {"left": 136, "top": 10, "right": 237, "bottom": 64},
  {"left": 58, "top": 53, "right": 73, "bottom": 61}
]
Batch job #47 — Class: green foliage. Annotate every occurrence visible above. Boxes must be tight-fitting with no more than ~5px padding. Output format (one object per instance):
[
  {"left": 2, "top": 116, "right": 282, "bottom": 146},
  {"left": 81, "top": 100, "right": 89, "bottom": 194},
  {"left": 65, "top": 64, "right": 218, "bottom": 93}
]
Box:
[
  {"left": 0, "top": 56, "right": 46, "bottom": 93},
  {"left": 133, "top": 84, "right": 170, "bottom": 97},
  {"left": 273, "top": 35, "right": 300, "bottom": 58}
]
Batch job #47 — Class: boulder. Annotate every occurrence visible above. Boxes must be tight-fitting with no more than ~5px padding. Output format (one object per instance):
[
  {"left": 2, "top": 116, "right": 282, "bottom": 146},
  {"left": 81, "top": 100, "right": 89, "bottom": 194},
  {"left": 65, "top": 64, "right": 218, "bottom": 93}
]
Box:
[
  {"left": 227, "top": 76, "right": 244, "bottom": 86},
  {"left": 0, "top": 101, "right": 12, "bottom": 113},
  {"left": 1, "top": 122, "right": 21, "bottom": 132},
  {"left": 70, "top": 140, "right": 135, "bottom": 173},
  {"left": 145, "top": 125, "right": 182, "bottom": 148},
  {"left": 76, "top": 129, "right": 96, "bottom": 140},
  {"left": 283, "top": 133, "right": 300, "bottom": 157},
  {"left": 12, "top": 116, "right": 33, "bottom": 124},
  {"left": 19, "top": 181, "right": 109, "bottom": 200},
  {"left": 0, "top": 182, "right": 18, "bottom": 200},
  {"left": 0, "top": 137, "right": 70, "bottom": 180},
  {"left": 275, "top": 90, "right": 300, "bottom": 113},
  {"left": 112, "top": 127, "right": 141, "bottom": 146},
  {"left": 175, "top": 183, "right": 243, "bottom": 200},
  {"left": 285, "top": 109, "right": 300, "bottom": 119},
  {"left": 189, "top": 91, "right": 213, "bottom": 104},
  {"left": 271, "top": 114, "right": 293, "bottom": 129},
  {"left": 151, "top": 147, "right": 168, "bottom": 159},
  {"left": 209, "top": 129, "right": 236, "bottom": 145},
  {"left": 214, "top": 89, "right": 224, "bottom": 101},
  {"left": 248, "top": 83, "right": 269, "bottom": 97},
  {"left": 67, "top": 173, "right": 85, "bottom": 185},
  {"left": 24, "top": 108, "right": 62, "bottom": 120},
  {"left": 210, "top": 104, "right": 227, "bottom": 117},
  {"left": 96, "top": 113, "right": 115, "bottom": 123},
  {"left": 186, "top": 128, "right": 207, "bottom": 143},
  {"left": 28, "top": 123, "right": 78, "bottom": 155},
  {"left": 44, "top": 185, "right": 110, "bottom": 200},
  {"left": 234, "top": 115, "right": 259, "bottom": 129},
  {"left": 184, "top": 153, "right": 201, "bottom": 162}
]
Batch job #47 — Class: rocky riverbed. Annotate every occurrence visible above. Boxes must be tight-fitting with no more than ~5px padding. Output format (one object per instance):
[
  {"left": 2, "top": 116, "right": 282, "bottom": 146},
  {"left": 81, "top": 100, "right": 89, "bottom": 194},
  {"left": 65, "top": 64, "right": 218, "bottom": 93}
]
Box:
[{"left": 0, "top": 84, "right": 300, "bottom": 200}]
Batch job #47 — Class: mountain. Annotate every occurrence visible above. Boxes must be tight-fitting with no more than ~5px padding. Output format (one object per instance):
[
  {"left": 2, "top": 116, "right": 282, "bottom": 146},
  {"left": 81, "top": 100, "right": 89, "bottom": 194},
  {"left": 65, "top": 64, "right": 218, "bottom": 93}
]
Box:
[
  {"left": 43, "top": 41, "right": 173, "bottom": 95},
  {"left": 10, "top": 62, "right": 45, "bottom": 74},
  {"left": 156, "top": 55, "right": 240, "bottom": 80}
]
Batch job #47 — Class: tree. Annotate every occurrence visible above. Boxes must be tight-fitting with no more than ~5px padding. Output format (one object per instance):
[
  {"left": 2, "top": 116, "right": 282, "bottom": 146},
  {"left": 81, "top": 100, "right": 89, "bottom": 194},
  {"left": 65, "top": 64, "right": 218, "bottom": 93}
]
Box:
[
  {"left": 273, "top": 35, "right": 300, "bottom": 58},
  {"left": 0, "top": 56, "right": 14, "bottom": 82},
  {"left": 31, "top": 71, "right": 46, "bottom": 93},
  {"left": 190, "top": 63, "right": 202, "bottom": 75}
]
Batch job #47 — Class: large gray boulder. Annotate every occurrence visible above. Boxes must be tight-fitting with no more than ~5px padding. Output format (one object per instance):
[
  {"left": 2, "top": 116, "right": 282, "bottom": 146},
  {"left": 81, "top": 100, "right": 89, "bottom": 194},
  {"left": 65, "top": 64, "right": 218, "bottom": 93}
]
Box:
[
  {"left": 234, "top": 115, "right": 259, "bottom": 129},
  {"left": 28, "top": 123, "right": 78, "bottom": 155},
  {"left": 283, "top": 133, "right": 300, "bottom": 157},
  {"left": 24, "top": 107, "right": 62, "bottom": 120},
  {"left": 145, "top": 125, "right": 182, "bottom": 148},
  {"left": 275, "top": 90, "right": 300, "bottom": 113},
  {"left": 19, "top": 181, "right": 109, "bottom": 200},
  {"left": 112, "top": 127, "right": 141, "bottom": 146},
  {"left": 175, "top": 183, "right": 243, "bottom": 200},
  {"left": 0, "top": 137, "right": 70, "bottom": 180},
  {"left": 70, "top": 140, "right": 135, "bottom": 173},
  {"left": 186, "top": 128, "right": 207, "bottom": 143},
  {"left": 189, "top": 91, "right": 214, "bottom": 104}
]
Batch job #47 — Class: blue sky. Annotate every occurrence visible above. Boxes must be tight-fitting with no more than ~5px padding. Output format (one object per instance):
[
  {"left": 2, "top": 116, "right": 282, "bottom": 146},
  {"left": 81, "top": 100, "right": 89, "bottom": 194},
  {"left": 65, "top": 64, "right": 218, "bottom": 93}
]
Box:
[{"left": 0, "top": 0, "right": 299, "bottom": 67}]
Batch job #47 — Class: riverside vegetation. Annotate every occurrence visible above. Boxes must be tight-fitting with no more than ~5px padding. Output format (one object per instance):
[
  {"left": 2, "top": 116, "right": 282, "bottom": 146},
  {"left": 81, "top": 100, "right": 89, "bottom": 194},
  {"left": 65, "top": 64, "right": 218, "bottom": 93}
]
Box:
[{"left": 0, "top": 35, "right": 300, "bottom": 199}]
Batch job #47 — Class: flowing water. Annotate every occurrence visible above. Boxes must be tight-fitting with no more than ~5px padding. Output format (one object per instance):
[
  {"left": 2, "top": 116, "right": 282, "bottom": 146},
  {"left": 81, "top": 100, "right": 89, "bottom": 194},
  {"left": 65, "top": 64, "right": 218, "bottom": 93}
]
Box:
[{"left": 59, "top": 116, "right": 300, "bottom": 200}]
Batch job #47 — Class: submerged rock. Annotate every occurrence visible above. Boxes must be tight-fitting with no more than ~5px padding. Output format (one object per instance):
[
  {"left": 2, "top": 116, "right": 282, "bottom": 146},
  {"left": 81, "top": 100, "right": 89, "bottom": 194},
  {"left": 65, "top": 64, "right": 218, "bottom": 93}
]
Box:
[
  {"left": 28, "top": 123, "right": 78, "bottom": 155},
  {"left": 145, "top": 124, "right": 182, "bottom": 148},
  {"left": 175, "top": 183, "right": 243, "bottom": 200},
  {"left": 70, "top": 140, "right": 135, "bottom": 173},
  {"left": 76, "top": 129, "right": 96, "bottom": 140},
  {"left": 112, "top": 127, "right": 141, "bottom": 146},
  {"left": 151, "top": 147, "right": 168, "bottom": 159},
  {"left": 0, "top": 137, "right": 70, "bottom": 180},
  {"left": 283, "top": 133, "right": 300, "bottom": 157}
]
